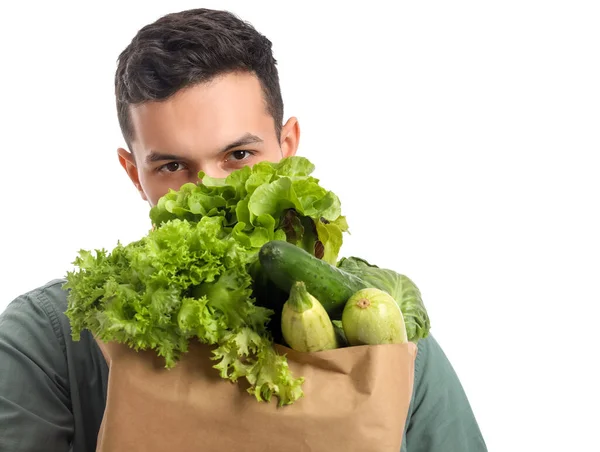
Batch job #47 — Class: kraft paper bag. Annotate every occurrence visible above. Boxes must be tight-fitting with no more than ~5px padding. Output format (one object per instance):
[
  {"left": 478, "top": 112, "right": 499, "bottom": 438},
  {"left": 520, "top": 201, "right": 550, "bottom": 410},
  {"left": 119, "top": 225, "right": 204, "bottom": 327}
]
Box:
[{"left": 95, "top": 338, "right": 417, "bottom": 452}]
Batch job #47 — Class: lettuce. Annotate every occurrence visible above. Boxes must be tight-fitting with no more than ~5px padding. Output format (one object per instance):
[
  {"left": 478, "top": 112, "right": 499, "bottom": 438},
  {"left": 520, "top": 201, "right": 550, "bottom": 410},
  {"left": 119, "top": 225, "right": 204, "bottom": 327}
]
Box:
[
  {"left": 149, "top": 157, "right": 348, "bottom": 264},
  {"left": 63, "top": 157, "right": 346, "bottom": 406},
  {"left": 336, "top": 257, "right": 431, "bottom": 342}
]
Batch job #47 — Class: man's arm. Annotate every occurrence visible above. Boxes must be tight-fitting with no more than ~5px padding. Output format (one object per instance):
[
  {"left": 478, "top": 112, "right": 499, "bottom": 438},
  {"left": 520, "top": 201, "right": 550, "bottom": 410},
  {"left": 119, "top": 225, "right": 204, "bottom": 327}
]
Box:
[
  {"left": 0, "top": 290, "right": 73, "bottom": 451},
  {"left": 404, "top": 334, "right": 487, "bottom": 451}
]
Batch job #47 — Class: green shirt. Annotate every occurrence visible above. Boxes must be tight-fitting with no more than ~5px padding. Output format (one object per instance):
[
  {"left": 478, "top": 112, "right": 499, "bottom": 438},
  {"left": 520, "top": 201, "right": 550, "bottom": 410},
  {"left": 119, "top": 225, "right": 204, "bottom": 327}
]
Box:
[{"left": 0, "top": 279, "right": 487, "bottom": 451}]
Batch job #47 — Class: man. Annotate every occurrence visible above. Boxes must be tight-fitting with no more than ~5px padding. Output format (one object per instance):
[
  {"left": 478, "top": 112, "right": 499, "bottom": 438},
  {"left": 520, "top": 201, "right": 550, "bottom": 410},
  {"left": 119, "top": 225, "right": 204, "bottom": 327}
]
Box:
[{"left": 0, "top": 8, "right": 487, "bottom": 452}]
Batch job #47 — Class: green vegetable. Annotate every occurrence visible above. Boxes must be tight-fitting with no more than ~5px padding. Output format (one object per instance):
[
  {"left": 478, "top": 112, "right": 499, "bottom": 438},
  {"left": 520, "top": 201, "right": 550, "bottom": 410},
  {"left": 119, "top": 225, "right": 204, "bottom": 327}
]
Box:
[
  {"left": 342, "top": 288, "right": 408, "bottom": 346},
  {"left": 63, "top": 156, "right": 348, "bottom": 406},
  {"left": 337, "top": 257, "right": 431, "bottom": 342},
  {"left": 331, "top": 320, "right": 349, "bottom": 347},
  {"left": 150, "top": 157, "right": 348, "bottom": 264},
  {"left": 281, "top": 281, "right": 339, "bottom": 352},
  {"left": 258, "top": 240, "right": 368, "bottom": 318}
]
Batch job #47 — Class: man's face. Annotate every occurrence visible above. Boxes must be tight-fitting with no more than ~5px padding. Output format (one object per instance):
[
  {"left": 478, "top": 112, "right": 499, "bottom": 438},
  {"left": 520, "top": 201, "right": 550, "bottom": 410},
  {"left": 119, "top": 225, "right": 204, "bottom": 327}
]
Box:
[{"left": 118, "top": 71, "right": 299, "bottom": 206}]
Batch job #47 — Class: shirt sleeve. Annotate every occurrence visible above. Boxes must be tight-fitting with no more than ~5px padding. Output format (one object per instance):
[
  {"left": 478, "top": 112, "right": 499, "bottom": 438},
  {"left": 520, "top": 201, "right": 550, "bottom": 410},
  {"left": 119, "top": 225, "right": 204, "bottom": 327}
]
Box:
[
  {"left": 0, "top": 289, "right": 73, "bottom": 451},
  {"left": 404, "top": 335, "right": 488, "bottom": 452}
]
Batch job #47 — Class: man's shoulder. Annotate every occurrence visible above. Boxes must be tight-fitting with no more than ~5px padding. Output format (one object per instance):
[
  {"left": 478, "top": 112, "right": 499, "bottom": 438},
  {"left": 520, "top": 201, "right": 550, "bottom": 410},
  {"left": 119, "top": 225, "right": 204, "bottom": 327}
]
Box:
[
  {"left": 2, "top": 279, "right": 69, "bottom": 328},
  {"left": 5, "top": 279, "right": 69, "bottom": 310},
  {"left": 0, "top": 280, "right": 109, "bottom": 452},
  {"left": 1, "top": 279, "right": 72, "bottom": 352},
  {"left": 1, "top": 277, "right": 107, "bottom": 384}
]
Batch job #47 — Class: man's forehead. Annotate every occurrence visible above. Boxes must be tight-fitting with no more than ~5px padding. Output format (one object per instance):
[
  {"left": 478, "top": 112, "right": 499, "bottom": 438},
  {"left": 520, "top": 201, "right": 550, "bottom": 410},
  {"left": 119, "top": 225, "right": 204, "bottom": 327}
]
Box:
[
  {"left": 129, "top": 73, "right": 272, "bottom": 158},
  {"left": 131, "top": 72, "right": 266, "bottom": 118}
]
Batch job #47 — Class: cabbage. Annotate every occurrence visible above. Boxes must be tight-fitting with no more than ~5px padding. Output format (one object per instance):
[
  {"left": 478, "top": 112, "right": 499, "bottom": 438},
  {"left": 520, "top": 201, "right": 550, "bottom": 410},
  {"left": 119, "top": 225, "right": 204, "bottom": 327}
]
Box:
[{"left": 337, "top": 257, "right": 431, "bottom": 342}]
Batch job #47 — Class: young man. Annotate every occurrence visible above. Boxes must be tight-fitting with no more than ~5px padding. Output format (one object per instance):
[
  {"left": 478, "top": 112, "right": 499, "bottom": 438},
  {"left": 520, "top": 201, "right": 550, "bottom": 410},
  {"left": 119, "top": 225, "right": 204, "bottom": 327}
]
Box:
[{"left": 0, "top": 8, "right": 487, "bottom": 452}]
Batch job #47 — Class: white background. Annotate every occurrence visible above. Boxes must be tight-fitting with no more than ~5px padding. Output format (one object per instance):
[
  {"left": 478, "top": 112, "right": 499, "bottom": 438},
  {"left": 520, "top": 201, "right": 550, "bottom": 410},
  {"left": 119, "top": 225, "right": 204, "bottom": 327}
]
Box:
[{"left": 1, "top": 1, "right": 599, "bottom": 450}]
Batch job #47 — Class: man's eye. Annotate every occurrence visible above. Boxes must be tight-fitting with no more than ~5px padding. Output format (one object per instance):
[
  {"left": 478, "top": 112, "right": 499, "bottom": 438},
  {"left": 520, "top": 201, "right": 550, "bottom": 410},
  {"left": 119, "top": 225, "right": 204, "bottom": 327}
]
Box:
[
  {"left": 227, "top": 150, "right": 253, "bottom": 161},
  {"left": 159, "top": 162, "right": 185, "bottom": 173}
]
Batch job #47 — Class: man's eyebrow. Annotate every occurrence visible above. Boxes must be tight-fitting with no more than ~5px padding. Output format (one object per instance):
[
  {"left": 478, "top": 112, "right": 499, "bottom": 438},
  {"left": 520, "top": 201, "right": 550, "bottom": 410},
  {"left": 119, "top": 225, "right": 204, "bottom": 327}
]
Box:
[
  {"left": 144, "top": 133, "right": 264, "bottom": 164},
  {"left": 219, "top": 133, "right": 264, "bottom": 153},
  {"left": 145, "top": 152, "right": 187, "bottom": 164}
]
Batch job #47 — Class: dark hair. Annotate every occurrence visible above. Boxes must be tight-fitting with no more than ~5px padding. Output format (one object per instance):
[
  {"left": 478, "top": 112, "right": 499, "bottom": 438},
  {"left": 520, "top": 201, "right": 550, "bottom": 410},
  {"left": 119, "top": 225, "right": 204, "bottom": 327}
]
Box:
[{"left": 115, "top": 8, "right": 284, "bottom": 150}]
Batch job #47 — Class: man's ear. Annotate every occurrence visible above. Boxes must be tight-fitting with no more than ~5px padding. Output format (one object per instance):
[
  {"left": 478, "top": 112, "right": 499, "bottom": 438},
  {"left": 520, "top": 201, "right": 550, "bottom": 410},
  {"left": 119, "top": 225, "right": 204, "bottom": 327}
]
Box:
[
  {"left": 117, "top": 147, "right": 147, "bottom": 201},
  {"left": 280, "top": 117, "right": 300, "bottom": 158}
]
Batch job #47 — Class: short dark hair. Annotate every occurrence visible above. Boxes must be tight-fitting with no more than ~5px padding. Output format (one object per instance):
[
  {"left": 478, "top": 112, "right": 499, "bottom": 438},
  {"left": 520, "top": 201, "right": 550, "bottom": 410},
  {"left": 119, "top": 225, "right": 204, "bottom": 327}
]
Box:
[{"left": 115, "top": 8, "right": 284, "bottom": 150}]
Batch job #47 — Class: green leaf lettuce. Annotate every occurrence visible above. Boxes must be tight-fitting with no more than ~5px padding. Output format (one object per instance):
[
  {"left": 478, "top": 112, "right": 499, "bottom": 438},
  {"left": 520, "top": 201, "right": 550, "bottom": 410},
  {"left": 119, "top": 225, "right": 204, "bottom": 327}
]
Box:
[{"left": 149, "top": 157, "right": 347, "bottom": 263}]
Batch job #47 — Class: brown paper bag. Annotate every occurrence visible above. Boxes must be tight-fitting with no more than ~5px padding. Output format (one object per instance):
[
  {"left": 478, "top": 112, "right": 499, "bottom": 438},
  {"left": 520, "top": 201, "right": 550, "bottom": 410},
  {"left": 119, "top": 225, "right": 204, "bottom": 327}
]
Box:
[{"left": 95, "top": 338, "right": 417, "bottom": 452}]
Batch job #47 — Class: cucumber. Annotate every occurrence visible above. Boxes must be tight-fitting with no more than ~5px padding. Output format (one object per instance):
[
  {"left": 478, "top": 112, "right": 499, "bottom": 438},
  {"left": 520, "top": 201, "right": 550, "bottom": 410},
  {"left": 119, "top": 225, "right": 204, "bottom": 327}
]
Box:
[{"left": 258, "top": 240, "right": 368, "bottom": 318}]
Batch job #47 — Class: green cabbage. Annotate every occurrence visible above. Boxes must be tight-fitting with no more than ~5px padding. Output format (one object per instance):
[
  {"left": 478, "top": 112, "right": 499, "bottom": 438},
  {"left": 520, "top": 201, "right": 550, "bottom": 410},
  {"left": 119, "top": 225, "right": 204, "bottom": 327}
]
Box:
[{"left": 337, "top": 257, "right": 431, "bottom": 342}]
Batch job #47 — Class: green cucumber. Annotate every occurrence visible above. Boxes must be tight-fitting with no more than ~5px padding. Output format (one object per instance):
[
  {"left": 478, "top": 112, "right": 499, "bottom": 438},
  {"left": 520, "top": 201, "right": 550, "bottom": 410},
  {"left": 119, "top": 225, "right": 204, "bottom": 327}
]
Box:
[{"left": 258, "top": 240, "right": 368, "bottom": 318}]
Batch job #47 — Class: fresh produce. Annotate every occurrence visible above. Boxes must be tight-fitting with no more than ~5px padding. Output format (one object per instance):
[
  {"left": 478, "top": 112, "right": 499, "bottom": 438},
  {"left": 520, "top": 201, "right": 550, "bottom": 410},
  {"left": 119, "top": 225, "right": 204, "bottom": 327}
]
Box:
[
  {"left": 259, "top": 241, "right": 431, "bottom": 345},
  {"left": 63, "top": 157, "right": 348, "bottom": 406},
  {"left": 63, "top": 155, "right": 432, "bottom": 407},
  {"left": 281, "top": 281, "right": 339, "bottom": 352},
  {"left": 331, "top": 320, "right": 349, "bottom": 347},
  {"left": 258, "top": 240, "right": 368, "bottom": 318},
  {"left": 150, "top": 157, "right": 348, "bottom": 265},
  {"left": 341, "top": 288, "right": 408, "bottom": 346},
  {"left": 337, "top": 257, "right": 430, "bottom": 342}
]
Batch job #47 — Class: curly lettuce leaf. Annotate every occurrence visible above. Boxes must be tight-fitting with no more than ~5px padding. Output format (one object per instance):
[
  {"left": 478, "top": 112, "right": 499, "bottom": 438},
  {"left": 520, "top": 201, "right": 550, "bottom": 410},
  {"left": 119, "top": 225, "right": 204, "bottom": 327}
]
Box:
[
  {"left": 64, "top": 216, "right": 303, "bottom": 405},
  {"left": 212, "top": 329, "right": 304, "bottom": 407},
  {"left": 245, "top": 344, "right": 305, "bottom": 406},
  {"left": 337, "top": 256, "right": 431, "bottom": 342}
]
